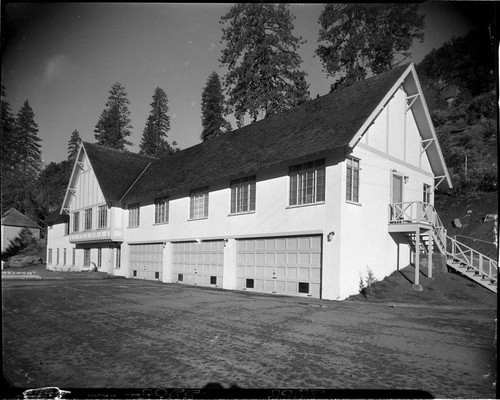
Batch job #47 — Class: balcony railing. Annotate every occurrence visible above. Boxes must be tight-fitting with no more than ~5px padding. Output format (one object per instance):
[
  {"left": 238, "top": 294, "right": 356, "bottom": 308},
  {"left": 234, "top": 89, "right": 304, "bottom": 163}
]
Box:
[{"left": 389, "top": 201, "right": 447, "bottom": 253}]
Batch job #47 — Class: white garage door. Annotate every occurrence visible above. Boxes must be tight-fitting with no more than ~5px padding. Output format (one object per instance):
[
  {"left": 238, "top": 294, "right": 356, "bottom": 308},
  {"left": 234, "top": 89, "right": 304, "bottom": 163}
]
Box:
[
  {"left": 172, "top": 241, "right": 224, "bottom": 287},
  {"left": 237, "top": 235, "right": 322, "bottom": 298},
  {"left": 129, "top": 243, "right": 163, "bottom": 281}
]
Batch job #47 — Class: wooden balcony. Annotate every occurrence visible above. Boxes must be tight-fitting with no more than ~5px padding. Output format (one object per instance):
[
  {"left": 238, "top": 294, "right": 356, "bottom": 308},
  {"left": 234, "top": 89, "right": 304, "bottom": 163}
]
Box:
[{"left": 388, "top": 201, "right": 434, "bottom": 232}]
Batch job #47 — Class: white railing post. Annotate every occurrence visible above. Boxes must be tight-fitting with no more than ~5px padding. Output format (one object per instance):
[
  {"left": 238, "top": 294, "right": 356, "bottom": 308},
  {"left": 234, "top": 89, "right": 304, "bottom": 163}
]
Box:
[{"left": 479, "top": 254, "right": 483, "bottom": 276}]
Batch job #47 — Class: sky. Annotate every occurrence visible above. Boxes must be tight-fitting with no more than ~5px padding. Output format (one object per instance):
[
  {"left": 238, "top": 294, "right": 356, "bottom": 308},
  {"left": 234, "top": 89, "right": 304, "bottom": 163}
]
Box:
[{"left": 1, "top": 2, "right": 483, "bottom": 165}]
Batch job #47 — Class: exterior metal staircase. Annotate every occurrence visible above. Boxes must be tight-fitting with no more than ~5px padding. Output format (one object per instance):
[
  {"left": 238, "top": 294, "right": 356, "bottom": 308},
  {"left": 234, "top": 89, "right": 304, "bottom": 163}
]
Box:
[{"left": 389, "top": 201, "right": 498, "bottom": 293}]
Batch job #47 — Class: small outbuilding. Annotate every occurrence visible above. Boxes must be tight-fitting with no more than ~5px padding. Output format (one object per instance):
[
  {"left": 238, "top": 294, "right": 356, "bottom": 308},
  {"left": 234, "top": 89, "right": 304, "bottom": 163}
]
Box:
[{"left": 1, "top": 208, "right": 41, "bottom": 253}]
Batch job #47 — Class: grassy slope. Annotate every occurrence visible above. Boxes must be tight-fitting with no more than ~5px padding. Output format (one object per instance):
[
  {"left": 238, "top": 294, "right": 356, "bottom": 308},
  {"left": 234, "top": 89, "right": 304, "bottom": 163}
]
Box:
[{"left": 347, "top": 191, "right": 498, "bottom": 307}]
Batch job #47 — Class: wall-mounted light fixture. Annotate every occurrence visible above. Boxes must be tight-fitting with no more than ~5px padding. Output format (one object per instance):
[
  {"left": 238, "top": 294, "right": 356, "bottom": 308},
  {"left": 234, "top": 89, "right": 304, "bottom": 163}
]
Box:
[
  {"left": 327, "top": 231, "right": 335, "bottom": 242},
  {"left": 404, "top": 176, "right": 409, "bottom": 184}
]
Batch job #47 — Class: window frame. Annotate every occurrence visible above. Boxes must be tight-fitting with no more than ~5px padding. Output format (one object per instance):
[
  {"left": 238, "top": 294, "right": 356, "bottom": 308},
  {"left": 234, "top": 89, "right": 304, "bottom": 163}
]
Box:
[
  {"left": 230, "top": 176, "right": 256, "bottom": 215},
  {"left": 346, "top": 156, "right": 360, "bottom": 204},
  {"left": 423, "top": 183, "right": 432, "bottom": 204},
  {"left": 154, "top": 196, "right": 169, "bottom": 224},
  {"left": 128, "top": 203, "right": 140, "bottom": 227},
  {"left": 97, "top": 205, "right": 108, "bottom": 229},
  {"left": 73, "top": 211, "right": 80, "bottom": 232},
  {"left": 84, "top": 208, "right": 92, "bottom": 231},
  {"left": 189, "top": 187, "right": 209, "bottom": 220},
  {"left": 83, "top": 248, "right": 90, "bottom": 266},
  {"left": 289, "top": 159, "right": 326, "bottom": 207}
]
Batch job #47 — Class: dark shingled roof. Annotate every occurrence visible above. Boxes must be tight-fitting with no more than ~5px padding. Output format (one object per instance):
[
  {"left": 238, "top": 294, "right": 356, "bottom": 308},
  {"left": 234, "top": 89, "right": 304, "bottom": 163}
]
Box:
[
  {"left": 121, "top": 65, "right": 409, "bottom": 203},
  {"left": 44, "top": 210, "right": 69, "bottom": 225},
  {"left": 82, "top": 142, "right": 157, "bottom": 202},
  {"left": 1, "top": 208, "right": 40, "bottom": 228}
]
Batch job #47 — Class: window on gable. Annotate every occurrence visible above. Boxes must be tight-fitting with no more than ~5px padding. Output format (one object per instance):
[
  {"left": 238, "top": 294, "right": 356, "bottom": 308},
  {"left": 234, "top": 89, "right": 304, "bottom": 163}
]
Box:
[
  {"left": 73, "top": 212, "right": 80, "bottom": 232},
  {"left": 423, "top": 184, "right": 431, "bottom": 204},
  {"left": 98, "top": 205, "right": 108, "bottom": 229},
  {"left": 84, "top": 208, "right": 92, "bottom": 230},
  {"left": 190, "top": 187, "right": 209, "bottom": 219},
  {"left": 155, "top": 197, "right": 169, "bottom": 224},
  {"left": 230, "top": 176, "right": 256, "bottom": 214},
  {"left": 289, "top": 159, "right": 325, "bottom": 206},
  {"left": 128, "top": 203, "right": 140, "bottom": 227},
  {"left": 346, "top": 157, "right": 360, "bottom": 203}
]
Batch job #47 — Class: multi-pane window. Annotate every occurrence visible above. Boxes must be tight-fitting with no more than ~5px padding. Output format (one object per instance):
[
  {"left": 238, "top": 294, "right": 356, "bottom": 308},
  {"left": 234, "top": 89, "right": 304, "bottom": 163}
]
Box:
[
  {"left": 73, "top": 212, "right": 80, "bottom": 232},
  {"left": 423, "top": 184, "right": 432, "bottom": 204},
  {"left": 190, "top": 187, "right": 209, "bottom": 219},
  {"left": 63, "top": 248, "right": 67, "bottom": 265},
  {"left": 84, "top": 208, "right": 92, "bottom": 230},
  {"left": 230, "top": 176, "right": 256, "bottom": 214},
  {"left": 97, "top": 248, "right": 102, "bottom": 268},
  {"left": 83, "top": 248, "right": 90, "bottom": 266},
  {"left": 346, "top": 157, "right": 360, "bottom": 203},
  {"left": 48, "top": 249, "right": 53, "bottom": 264},
  {"left": 289, "top": 159, "right": 325, "bottom": 206},
  {"left": 98, "top": 205, "right": 107, "bottom": 229},
  {"left": 155, "top": 197, "right": 169, "bottom": 224},
  {"left": 128, "top": 203, "right": 140, "bottom": 227}
]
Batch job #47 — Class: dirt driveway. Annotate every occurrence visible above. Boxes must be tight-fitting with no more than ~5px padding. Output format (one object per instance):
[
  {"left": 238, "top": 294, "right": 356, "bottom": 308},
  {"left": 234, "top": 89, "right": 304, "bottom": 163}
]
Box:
[{"left": 2, "top": 278, "right": 497, "bottom": 398}]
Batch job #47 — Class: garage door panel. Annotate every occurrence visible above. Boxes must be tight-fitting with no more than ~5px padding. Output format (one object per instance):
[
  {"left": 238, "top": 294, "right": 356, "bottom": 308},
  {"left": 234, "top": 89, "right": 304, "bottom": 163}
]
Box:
[
  {"left": 129, "top": 243, "right": 163, "bottom": 281},
  {"left": 172, "top": 241, "right": 223, "bottom": 287},
  {"left": 237, "top": 235, "right": 322, "bottom": 298}
]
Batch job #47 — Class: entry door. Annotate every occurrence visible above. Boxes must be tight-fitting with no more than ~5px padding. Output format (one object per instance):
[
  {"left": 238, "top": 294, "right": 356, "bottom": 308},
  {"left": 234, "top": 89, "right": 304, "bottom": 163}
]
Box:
[{"left": 392, "top": 174, "right": 403, "bottom": 204}]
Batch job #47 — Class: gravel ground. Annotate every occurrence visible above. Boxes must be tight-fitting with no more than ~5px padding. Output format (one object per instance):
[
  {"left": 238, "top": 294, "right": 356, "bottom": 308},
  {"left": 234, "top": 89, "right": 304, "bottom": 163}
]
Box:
[{"left": 2, "top": 275, "right": 497, "bottom": 399}]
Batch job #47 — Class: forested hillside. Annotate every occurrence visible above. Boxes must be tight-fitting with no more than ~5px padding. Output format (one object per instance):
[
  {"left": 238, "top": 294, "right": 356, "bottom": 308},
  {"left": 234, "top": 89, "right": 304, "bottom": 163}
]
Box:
[{"left": 417, "top": 27, "right": 497, "bottom": 196}]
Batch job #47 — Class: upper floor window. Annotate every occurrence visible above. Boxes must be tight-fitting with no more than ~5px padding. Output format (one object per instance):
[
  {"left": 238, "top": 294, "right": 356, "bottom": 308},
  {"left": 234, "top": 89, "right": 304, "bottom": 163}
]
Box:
[
  {"left": 346, "top": 157, "right": 360, "bottom": 203},
  {"left": 423, "top": 184, "right": 431, "bottom": 204},
  {"left": 231, "top": 176, "right": 256, "bottom": 214},
  {"left": 155, "top": 197, "right": 169, "bottom": 224},
  {"left": 128, "top": 203, "right": 140, "bottom": 227},
  {"left": 289, "top": 159, "right": 325, "bottom": 206},
  {"left": 98, "top": 205, "right": 108, "bottom": 229},
  {"left": 190, "top": 187, "right": 209, "bottom": 219},
  {"left": 73, "top": 212, "right": 80, "bottom": 232},
  {"left": 84, "top": 208, "right": 92, "bottom": 230}
]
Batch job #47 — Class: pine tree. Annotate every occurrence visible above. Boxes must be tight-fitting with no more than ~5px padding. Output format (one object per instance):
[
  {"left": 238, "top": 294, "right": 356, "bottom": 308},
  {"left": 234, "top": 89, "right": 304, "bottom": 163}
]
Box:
[
  {"left": 15, "top": 100, "right": 42, "bottom": 175},
  {"left": 220, "top": 3, "right": 310, "bottom": 127},
  {"left": 94, "top": 82, "right": 133, "bottom": 149},
  {"left": 201, "top": 72, "right": 231, "bottom": 141},
  {"left": 316, "top": 4, "right": 424, "bottom": 91},
  {"left": 0, "top": 85, "right": 19, "bottom": 170},
  {"left": 67, "top": 129, "right": 82, "bottom": 161},
  {"left": 139, "top": 87, "right": 177, "bottom": 158}
]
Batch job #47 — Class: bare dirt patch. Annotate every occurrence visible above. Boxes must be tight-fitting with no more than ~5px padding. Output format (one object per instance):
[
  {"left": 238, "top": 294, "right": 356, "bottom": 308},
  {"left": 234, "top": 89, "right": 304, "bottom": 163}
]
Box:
[{"left": 2, "top": 273, "right": 497, "bottom": 399}]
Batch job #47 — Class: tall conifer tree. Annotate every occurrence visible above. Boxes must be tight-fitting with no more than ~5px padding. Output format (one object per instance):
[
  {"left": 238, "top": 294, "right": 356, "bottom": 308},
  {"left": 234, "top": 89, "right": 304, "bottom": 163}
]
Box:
[
  {"left": 200, "top": 72, "right": 231, "bottom": 141},
  {"left": 15, "top": 100, "right": 42, "bottom": 175},
  {"left": 139, "top": 87, "right": 177, "bottom": 158},
  {"left": 94, "top": 82, "right": 133, "bottom": 149},
  {"left": 67, "top": 129, "right": 82, "bottom": 161},
  {"left": 220, "top": 3, "right": 310, "bottom": 127}
]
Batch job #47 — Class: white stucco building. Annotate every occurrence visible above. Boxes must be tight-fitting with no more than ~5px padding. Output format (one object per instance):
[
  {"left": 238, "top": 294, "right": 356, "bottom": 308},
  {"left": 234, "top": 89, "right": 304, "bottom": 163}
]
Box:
[{"left": 47, "top": 64, "right": 453, "bottom": 300}]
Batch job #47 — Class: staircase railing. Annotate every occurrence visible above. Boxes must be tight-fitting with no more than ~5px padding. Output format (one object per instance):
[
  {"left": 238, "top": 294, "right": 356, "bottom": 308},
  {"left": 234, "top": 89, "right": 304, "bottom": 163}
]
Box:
[
  {"left": 389, "top": 200, "right": 498, "bottom": 288},
  {"left": 447, "top": 236, "right": 498, "bottom": 283}
]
